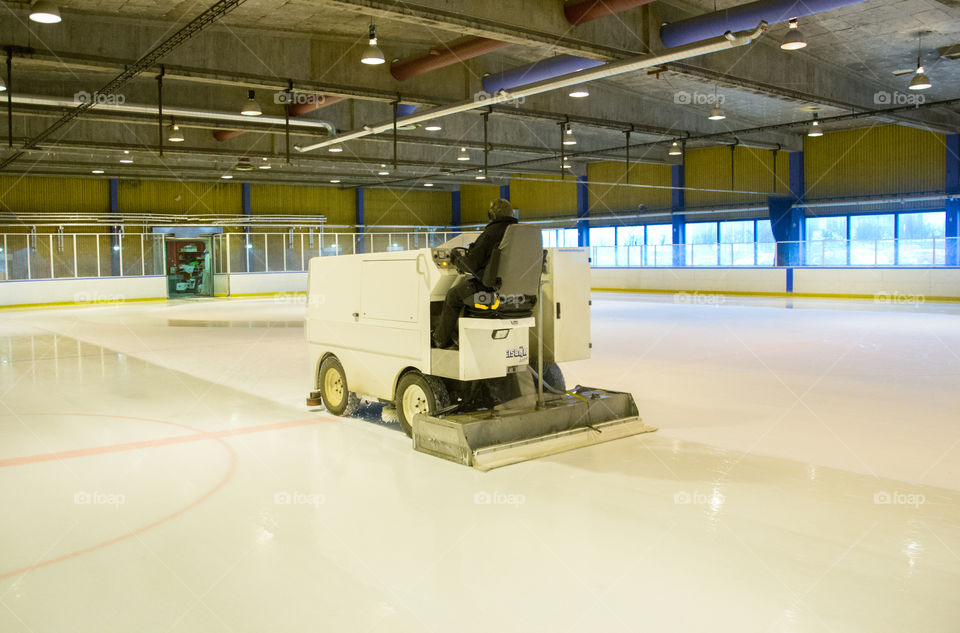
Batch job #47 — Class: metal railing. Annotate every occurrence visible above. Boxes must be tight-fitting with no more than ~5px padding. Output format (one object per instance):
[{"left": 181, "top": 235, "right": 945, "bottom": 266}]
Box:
[
  {"left": 590, "top": 237, "right": 959, "bottom": 267},
  {"left": 2, "top": 232, "right": 957, "bottom": 282},
  {"left": 0, "top": 233, "right": 165, "bottom": 281}
]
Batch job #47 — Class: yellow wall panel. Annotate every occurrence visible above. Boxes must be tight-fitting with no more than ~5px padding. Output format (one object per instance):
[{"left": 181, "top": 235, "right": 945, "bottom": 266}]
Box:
[
  {"left": 364, "top": 188, "right": 451, "bottom": 226},
  {"left": 118, "top": 180, "right": 241, "bottom": 216},
  {"left": 460, "top": 183, "right": 501, "bottom": 225},
  {"left": 588, "top": 161, "right": 672, "bottom": 214},
  {"left": 803, "top": 125, "right": 944, "bottom": 199},
  {"left": 251, "top": 184, "right": 353, "bottom": 225},
  {"left": 509, "top": 174, "right": 576, "bottom": 219},
  {"left": 0, "top": 176, "right": 109, "bottom": 215},
  {"left": 685, "top": 146, "right": 789, "bottom": 209}
]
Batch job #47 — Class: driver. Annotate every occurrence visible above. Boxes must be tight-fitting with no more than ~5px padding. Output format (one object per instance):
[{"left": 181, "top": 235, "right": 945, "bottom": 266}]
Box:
[{"left": 433, "top": 198, "right": 518, "bottom": 349}]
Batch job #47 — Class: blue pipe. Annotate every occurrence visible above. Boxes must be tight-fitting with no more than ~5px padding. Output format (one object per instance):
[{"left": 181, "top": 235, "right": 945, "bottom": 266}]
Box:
[
  {"left": 660, "top": 0, "right": 866, "bottom": 48},
  {"left": 482, "top": 55, "right": 605, "bottom": 94}
]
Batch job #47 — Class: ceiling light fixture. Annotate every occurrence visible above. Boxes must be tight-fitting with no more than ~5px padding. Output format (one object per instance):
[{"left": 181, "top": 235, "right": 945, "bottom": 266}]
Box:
[
  {"left": 29, "top": 0, "right": 61, "bottom": 23},
  {"left": 221, "top": 174, "right": 233, "bottom": 179},
  {"left": 457, "top": 147, "right": 470, "bottom": 161},
  {"left": 168, "top": 123, "right": 184, "bottom": 142},
  {"left": 258, "top": 157, "right": 271, "bottom": 169},
  {"left": 119, "top": 150, "right": 133, "bottom": 164},
  {"left": 569, "top": 85, "right": 590, "bottom": 98},
  {"left": 476, "top": 169, "right": 486, "bottom": 180},
  {"left": 361, "top": 25, "right": 386, "bottom": 65},
  {"left": 563, "top": 123, "right": 577, "bottom": 146},
  {"left": 668, "top": 141, "right": 682, "bottom": 155},
  {"left": 91, "top": 169, "right": 104, "bottom": 174},
  {"left": 330, "top": 179, "right": 341, "bottom": 183},
  {"left": 240, "top": 89, "right": 262, "bottom": 116},
  {"left": 328, "top": 143, "right": 344, "bottom": 153},
  {"left": 378, "top": 164, "right": 390, "bottom": 175},
  {"left": 909, "top": 34, "right": 932, "bottom": 90},
  {"left": 424, "top": 122, "right": 442, "bottom": 131},
  {"left": 807, "top": 113, "right": 823, "bottom": 137},
  {"left": 424, "top": 182, "right": 434, "bottom": 187},
  {"left": 780, "top": 18, "right": 807, "bottom": 50},
  {"left": 708, "top": 105, "right": 726, "bottom": 120}
]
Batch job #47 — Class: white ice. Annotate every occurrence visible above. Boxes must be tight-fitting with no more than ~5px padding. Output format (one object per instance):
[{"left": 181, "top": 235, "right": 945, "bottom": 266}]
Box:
[{"left": 0, "top": 294, "right": 958, "bottom": 632}]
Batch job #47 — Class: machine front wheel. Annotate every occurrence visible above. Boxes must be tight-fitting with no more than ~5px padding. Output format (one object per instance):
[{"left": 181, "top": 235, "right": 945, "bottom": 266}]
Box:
[
  {"left": 542, "top": 362, "right": 566, "bottom": 392},
  {"left": 395, "top": 371, "right": 449, "bottom": 437},
  {"left": 319, "top": 356, "right": 360, "bottom": 416}
]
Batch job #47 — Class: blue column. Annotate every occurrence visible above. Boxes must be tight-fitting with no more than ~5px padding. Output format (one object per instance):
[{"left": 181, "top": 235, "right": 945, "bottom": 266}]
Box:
[
  {"left": 451, "top": 188, "right": 461, "bottom": 235},
  {"left": 789, "top": 151, "right": 805, "bottom": 202},
  {"left": 242, "top": 182, "right": 252, "bottom": 272},
  {"left": 355, "top": 187, "right": 365, "bottom": 254},
  {"left": 945, "top": 135, "right": 959, "bottom": 195},
  {"left": 946, "top": 198, "right": 959, "bottom": 267},
  {"left": 671, "top": 164, "right": 685, "bottom": 266},
  {"left": 576, "top": 175, "right": 589, "bottom": 247},
  {"left": 769, "top": 196, "right": 802, "bottom": 267},
  {"left": 109, "top": 179, "right": 120, "bottom": 276},
  {"left": 499, "top": 183, "right": 510, "bottom": 201}
]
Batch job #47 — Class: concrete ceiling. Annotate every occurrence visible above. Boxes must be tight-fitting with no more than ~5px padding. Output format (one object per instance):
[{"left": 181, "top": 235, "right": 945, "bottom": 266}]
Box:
[{"left": 0, "top": 0, "right": 958, "bottom": 189}]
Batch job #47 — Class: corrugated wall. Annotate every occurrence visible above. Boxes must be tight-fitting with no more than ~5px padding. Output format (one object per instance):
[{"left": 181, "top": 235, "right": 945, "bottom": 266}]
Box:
[
  {"left": 118, "top": 180, "right": 241, "bottom": 216},
  {"left": 685, "top": 146, "right": 789, "bottom": 209},
  {"left": 363, "top": 188, "right": 451, "bottom": 227},
  {"left": 509, "top": 174, "right": 577, "bottom": 219},
  {"left": 803, "top": 125, "right": 945, "bottom": 199},
  {"left": 251, "top": 184, "right": 353, "bottom": 226},
  {"left": 587, "top": 161, "right": 672, "bottom": 214},
  {"left": 0, "top": 176, "right": 109, "bottom": 215},
  {"left": 460, "top": 183, "right": 501, "bottom": 225}
]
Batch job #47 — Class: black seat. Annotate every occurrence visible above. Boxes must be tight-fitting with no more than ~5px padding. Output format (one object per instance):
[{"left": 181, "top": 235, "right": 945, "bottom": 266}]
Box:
[{"left": 462, "top": 224, "right": 543, "bottom": 319}]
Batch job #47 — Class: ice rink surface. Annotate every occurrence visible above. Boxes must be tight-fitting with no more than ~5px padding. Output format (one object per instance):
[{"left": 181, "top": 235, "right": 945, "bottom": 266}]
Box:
[{"left": 1, "top": 293, "right": 958, "bottom": 632}]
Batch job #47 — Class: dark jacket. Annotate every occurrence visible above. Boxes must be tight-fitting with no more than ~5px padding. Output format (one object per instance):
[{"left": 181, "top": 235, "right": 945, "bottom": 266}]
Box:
[{"left": 456, "top": 216, "right": 518, "bottom": 284}]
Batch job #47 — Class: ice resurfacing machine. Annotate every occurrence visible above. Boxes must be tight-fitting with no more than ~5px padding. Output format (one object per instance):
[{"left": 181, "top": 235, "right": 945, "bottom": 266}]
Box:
[{"left": 305, "top": 227, "right": 655, "bottom": 470}]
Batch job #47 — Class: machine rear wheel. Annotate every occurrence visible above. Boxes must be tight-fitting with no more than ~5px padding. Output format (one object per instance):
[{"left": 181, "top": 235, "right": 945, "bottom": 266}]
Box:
[
  {"left": 319, "top": 356, "right": 360, "bottom": 416},
  {"left": 395, "top": 372, "right": 449, "bottom": 437},
  {"left": 542, "top": 362, "right": 566, "bottom": 392}
]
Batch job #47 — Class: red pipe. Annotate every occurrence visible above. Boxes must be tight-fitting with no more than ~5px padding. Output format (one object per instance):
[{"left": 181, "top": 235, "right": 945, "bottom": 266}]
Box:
[
  {"left": 390, "top": 38, "right": 509, "bottom": 81},
  {"left": 564, "top": 0, "right": 656, "bottom": 25},
  {"left": 391, "top": 0, "right": 652, "bottom": 82},
  {"left": 213, "top": 95, "right": 345, "bottom": 142}
]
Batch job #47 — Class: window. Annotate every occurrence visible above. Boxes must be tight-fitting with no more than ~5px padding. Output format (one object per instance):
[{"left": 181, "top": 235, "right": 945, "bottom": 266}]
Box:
[
  {"left": 719, "top": 220, "right": 755, "bottom": 266},
  {"left": 560, "top": 228, "right": 578, "bottom": 247},
  {"left": 849, "top": 214, "right": 894, "bottom": 265},
  {"left": 686, "top": 222, "right": 718, "bottom": 266},
  {"left": 645, "top": 224, "right": 671, "bottom": 266},
  {"left": 756, "top": 220, "right": 775, "bottom": 266},
  {"left": 899, "top": 211, "right": 945, "bottom": 265},
  {"left": 805, "top": 216, "right": 847, "bottom": 265},
  {"left": 616, "top": 226, "right": 644, "bottom": 266},
  {"left": 590, "top": 227, "right": 616, "bottom": 266}
]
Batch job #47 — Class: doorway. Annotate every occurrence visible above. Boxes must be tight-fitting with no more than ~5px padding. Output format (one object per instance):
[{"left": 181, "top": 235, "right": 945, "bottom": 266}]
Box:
[{"left": 165, "top": 237, "right": 213, "bottom": 298}]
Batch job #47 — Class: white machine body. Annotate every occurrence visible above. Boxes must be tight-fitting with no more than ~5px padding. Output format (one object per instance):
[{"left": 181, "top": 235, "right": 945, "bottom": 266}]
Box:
[{"left": 305, "top": 234, "right": 590, "bottom": 403}]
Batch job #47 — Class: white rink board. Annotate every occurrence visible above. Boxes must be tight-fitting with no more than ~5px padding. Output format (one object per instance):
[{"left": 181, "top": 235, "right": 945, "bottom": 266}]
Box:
[{"left": 0, "top": 276, "right": 166, "bottom": 307}]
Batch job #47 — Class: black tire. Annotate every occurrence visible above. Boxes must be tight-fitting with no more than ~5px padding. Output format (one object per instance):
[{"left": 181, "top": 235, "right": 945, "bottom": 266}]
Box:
[
  {"left": 395, "top": 371, "right": 449, "bottom": 437},
  {"left": 542, "top": 362, "right": 566, "bottom": 392},
  {"left": 319, "top": 356, "right": 360, "bottom": 416}
]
